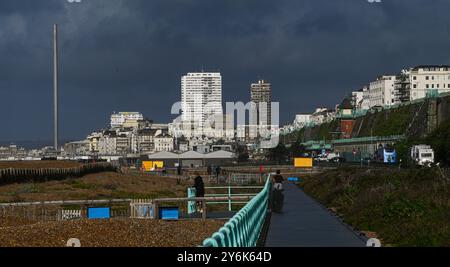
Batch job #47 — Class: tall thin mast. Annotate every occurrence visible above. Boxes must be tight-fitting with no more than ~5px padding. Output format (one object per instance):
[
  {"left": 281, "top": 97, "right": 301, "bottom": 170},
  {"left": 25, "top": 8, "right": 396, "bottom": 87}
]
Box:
[{"left": 53, "top": 24, "right": 59, "bottom": 151}]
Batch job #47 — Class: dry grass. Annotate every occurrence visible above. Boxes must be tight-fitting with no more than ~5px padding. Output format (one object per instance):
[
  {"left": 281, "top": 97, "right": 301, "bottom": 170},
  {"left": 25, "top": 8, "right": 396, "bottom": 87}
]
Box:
[{"left": 0, "top": 172, "right": 191, "bottom": 203}]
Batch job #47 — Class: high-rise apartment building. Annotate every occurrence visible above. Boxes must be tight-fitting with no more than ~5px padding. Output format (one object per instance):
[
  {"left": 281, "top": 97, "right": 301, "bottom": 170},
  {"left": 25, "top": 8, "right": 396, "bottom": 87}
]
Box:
[
  {"left": 181, "top": 72, "right": 223, "bottom": 135},
  {"left": 250, "top": 80, "right": 272, "bottom": 127}
]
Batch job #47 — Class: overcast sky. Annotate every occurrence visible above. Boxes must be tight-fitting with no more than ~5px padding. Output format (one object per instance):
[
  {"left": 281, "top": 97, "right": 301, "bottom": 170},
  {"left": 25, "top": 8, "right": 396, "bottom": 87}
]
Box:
[{"left": 1, "top": 0, "right": 450, "bottom": 143}]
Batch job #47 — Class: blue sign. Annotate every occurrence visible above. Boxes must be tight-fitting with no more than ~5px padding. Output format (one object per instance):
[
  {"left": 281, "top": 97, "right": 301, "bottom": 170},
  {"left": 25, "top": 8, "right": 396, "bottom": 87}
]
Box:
[
  {"left": 159, "top": 207, "right": 179, "bottom": 220},
  {"left": 288, "top": 177, "right": 300, "bottom": 182},
  {"left": 87, "top": 207, "right": 111, "bottom": 219}
]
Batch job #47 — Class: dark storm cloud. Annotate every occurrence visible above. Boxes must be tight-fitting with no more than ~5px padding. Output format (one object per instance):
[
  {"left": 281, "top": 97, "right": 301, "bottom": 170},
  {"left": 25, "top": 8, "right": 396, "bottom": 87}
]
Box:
[{"left": 1, "top": 0, "right": 450, "bottom": 143}]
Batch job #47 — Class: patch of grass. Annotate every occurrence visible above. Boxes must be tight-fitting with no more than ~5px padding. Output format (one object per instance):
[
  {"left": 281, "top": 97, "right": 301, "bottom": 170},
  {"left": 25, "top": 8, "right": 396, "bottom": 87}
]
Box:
[
  {"left": 102, "top": 183, "right": 118, "bottom": 190},
  {"left": 17, "top": 184, "right": 41, "bottom": 194},
  {"left": 70, "top": 181, "right": 97, "bottom": 190},
  {"left": 301, "top": 167, "right": 450, "bottom": 246}
]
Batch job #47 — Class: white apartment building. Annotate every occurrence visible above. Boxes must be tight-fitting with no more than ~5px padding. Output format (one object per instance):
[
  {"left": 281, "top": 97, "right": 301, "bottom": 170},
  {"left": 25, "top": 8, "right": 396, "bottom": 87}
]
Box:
[
  {"left": 409, "top": 65, "right": 450, "bottom": 100},
  {"left": 369, "top": 75, "right": 396, "bottom": 107},
  {"left": 351, "top": 90, "right": 364, "bottom": 110},
  {"left": 294, "top": 114, "right": 312, "bottom": 127},
  {"left": 154, "top": 133, "right": 174, "bottom": 152},
  {"left": 202, "top": 113, "right": 234, "bottom": 140},
  {"left": 110, "top": 112, "right": 144, "bottom": 129},
  {"left": 181, "top": 72, "right": 223, "bottom": 136},
  {"left": 361, "top": 86, "right": 371, "bottom": 110},
  {"left": 98, "top": 135, "right": 117, "bottom": 155}
]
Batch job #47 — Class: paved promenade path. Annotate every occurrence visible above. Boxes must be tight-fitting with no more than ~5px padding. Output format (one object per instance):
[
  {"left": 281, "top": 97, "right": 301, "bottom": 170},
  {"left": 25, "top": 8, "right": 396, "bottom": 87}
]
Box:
[{"left": 265, "top": 183, "right": 366, "bottom": 247}]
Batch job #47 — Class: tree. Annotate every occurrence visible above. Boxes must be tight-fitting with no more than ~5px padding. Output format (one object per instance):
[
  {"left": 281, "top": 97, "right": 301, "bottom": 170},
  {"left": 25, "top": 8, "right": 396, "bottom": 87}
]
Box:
[
  {"left": 267, "top": 144, "right": 289, "bottom": 164},
  {"left": 290, "top": 141, "right": 306, "bottom": 159},
  {"left": 426, "top": 119, "right": 450, "bottom": 166},
  {"left": 237, "top": 145, "right": 249, "bottom": 162},
  {"left": 215, "top": 139, "right": 225, "bottom": 145}
]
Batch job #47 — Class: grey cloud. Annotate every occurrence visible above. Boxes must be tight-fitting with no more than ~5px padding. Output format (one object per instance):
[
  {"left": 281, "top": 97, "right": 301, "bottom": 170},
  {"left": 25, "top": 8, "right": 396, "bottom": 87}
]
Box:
[{"left": 1, "top": 0, "right": 450, "bottom": 142}]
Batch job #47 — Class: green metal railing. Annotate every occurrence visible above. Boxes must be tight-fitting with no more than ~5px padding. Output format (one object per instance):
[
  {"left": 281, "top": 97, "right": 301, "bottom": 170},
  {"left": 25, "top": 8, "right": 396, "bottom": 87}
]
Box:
[
  {"left": 202, "top": 174, "right": 271, "bottom": 247},
  {"left": 187, "top": 186, "right": 264, "bottom": 214},
  {"left": 331, "top": 135, "right": 405, "bottom": 144}
]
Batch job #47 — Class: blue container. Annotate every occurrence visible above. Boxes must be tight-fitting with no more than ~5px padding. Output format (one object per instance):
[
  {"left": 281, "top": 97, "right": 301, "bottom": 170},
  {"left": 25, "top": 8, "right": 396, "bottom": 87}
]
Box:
[
  {"left": 87, "top": 207, "right": 111, "bottom": 219},
  {"left": 159, "top": 207, "right": 179, "bottom": 220}
]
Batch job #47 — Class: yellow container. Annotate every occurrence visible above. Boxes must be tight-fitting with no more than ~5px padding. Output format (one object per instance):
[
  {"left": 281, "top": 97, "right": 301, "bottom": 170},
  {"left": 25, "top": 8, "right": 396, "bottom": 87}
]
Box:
[
  {"left": 142, "top": 161, "right": 164, "bottom": 171},
  {"left": 294, "top": 158, "right": 313, "bottom": 168}
]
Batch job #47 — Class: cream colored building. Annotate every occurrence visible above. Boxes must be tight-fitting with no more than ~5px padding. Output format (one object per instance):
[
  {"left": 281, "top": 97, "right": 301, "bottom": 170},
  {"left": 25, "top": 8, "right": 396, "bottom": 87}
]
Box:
[
  {"left": 110, "top": 112, "right": 144, "bottom": 129},
  {"left": 154, "top": 133, "right": 174, "bottom": 152},
  {"left": 87, "top": 132, "right": 103, "bottom": 153},
  {"left": 409, "top": 65, "right": 450, "bottom": 100}
]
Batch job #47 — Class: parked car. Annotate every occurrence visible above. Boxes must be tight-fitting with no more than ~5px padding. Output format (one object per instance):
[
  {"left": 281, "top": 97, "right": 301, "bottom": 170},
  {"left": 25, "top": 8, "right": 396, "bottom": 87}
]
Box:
[{"left": 330, "top": 157, "right": 346, "bottom": 163}]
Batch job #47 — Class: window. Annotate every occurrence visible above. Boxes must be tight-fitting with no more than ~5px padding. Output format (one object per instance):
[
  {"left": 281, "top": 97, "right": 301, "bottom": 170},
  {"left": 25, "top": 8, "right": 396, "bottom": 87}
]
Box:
[
  {"left": 413, "top": 84, "right": 417, "bottom": 88},
  {"left": 426, "top": 76, "right": 429, "bottom": 80},
  {"left": 413, "top": 76, "right": 417, "bottom": 80},
  {"left": 426, "top": 84, "right": 429, "bottom": 89}
]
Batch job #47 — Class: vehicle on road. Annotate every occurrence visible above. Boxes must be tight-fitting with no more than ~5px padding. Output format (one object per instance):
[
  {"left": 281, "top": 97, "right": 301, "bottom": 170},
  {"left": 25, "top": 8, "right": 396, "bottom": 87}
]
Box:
[
  {"left": 374, "top": 144, "right": 397, "bottom": 164},
  {"left": 330, "top": 156, "right": 346, "bottom": 163},
  {"left": 410, "top": 145, "right": 435, "bottom": 167},
  {"left": 314, "top": 152, "right": 340, "bottom": 162}
]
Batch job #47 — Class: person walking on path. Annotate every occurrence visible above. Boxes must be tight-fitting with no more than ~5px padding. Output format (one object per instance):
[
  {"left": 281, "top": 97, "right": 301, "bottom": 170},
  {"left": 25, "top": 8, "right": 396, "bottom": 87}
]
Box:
[
  {"left": 215, "top": 166, "right": 221, "bottom": 179},
  {"left": 193, "top": 173, "right": 205, "bottom": 213},
  {"left": 271, "top": 170, "right": 285, "bottom": 212},
  {"left": 177, "top": 164, "right": 182, "bottom": 177}
]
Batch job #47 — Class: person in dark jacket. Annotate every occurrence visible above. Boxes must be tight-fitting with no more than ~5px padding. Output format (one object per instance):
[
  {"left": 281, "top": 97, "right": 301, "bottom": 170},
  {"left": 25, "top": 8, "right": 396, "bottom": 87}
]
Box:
[
  {"left": 272, "top": 170, "right": 284, "bottom": 186},
  {"left": 193, "top": 174, "right": 205, "bottom": 212},
  {"left": 215, "top": 166, "right": 221, "bottom": 179},
  {"left": 271, "top": 170, "right": 284, "bottom": 212},
  {"left": 177, "top": 164, "right": 182, "bottom": 176}
]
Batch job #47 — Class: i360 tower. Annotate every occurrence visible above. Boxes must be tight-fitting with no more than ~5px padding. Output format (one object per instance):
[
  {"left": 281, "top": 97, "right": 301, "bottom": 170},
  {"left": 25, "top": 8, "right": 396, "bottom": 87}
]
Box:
[{"left": 53, "top": 24, "right": 59, "bottom": 152}]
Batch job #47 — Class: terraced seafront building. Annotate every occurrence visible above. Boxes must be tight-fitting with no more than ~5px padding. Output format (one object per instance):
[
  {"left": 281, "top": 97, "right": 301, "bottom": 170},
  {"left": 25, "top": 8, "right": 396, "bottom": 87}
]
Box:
[{"left": 409, "top": 65, "right": 450, "bottom": 100}]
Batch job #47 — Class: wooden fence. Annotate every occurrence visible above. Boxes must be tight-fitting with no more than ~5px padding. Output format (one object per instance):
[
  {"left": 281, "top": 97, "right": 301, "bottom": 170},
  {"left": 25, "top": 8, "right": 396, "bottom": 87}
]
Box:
[
  {"left": 0, "top": 163, "right": 117, "bottom": 186},
  {"left": 130, "top": 199, "right": 154, "bottom": 219},
  {"left": 0, "top": 199, "right": 131, "bottom": 222}
]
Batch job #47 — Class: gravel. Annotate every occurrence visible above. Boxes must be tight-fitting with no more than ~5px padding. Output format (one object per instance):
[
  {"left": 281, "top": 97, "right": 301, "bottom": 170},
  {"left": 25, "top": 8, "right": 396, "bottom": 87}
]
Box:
[{"left": 0, "top": 217, "right": 224, "bottom": 247}]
